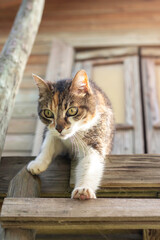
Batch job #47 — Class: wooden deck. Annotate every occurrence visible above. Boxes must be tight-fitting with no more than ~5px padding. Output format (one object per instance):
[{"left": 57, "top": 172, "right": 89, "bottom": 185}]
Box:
[
  {"left": 1, "top": 155, "right": 160, "bottom": 199},
  {"left": 0, "top": 154, "right": 160, "bottom": 240}
]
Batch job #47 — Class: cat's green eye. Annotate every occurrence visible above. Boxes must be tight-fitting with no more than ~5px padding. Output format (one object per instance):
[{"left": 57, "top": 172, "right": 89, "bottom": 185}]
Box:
[
  {"left": 43, "top": 109, "right": 54, "bottom": 119},
  {"left": 66, "top": 107, "right": 78, "bottom": 117}
]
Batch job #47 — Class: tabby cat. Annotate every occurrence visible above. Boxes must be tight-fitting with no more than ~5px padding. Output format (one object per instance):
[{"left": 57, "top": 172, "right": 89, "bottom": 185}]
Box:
[{"left": 27, "top": 70, "right": 114, "bottom": 200}]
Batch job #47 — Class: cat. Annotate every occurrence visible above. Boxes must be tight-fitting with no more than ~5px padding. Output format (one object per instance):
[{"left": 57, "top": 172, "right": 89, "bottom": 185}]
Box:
[{"left": 27, "top": 70, "right": 114, "bottom": 200}]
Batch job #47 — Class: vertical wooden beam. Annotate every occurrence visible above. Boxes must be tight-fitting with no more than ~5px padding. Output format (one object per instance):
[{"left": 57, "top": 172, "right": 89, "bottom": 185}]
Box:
[
  {"left": 0, "top": 0, "right": 45, "bottom": 159},
  {"left": 124, "top": 56, "right": 144, "bottom": 153},
  {"left": 3, "top": 166, "right": 40, "bottom": 240},
  {"left": 32, "top": 40, "right": 74, "bottom": 156}
]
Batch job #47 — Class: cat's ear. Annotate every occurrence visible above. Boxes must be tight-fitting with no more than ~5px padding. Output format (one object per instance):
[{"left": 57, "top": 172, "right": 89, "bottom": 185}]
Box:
[
  {"left": 70, "top": 70, "right": 92, "bottom": 95},
  {"left": 32, "top": 74, "right": 50, "bottom": 94}
]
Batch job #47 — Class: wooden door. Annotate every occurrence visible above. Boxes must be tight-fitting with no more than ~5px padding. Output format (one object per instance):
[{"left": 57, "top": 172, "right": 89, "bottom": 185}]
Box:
[
  {"left": 72, "top": 48, "right": 144, "bottom": 154},
  {"left": 141, "top": 48, "right": 160, "bottom": 153}
]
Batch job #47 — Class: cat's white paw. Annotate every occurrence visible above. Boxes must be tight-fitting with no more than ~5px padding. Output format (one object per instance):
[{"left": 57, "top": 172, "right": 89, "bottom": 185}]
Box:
[
  {"left": 71, "top": 187, "right": 96, "bottom": 200},
  {"left": 27, "top": 158, "right": 48, "bottom": 175}
]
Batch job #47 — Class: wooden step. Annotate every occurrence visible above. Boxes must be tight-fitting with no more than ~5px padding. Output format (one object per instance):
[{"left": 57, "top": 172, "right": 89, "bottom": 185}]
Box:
[
  {"left": 1, "top": 155, "right": 160, "bottom": 198},
  {"left": 1, "top": 197, "right": 160, "bottom": 233}
]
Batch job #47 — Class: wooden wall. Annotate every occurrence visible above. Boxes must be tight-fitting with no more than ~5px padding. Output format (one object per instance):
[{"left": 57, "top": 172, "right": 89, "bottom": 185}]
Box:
[
  {"left": 1, "top": 0, "right": 160, "bottom": 48},
  {"left": 1, "top": 0, "right": 160, "bottom": 156}
]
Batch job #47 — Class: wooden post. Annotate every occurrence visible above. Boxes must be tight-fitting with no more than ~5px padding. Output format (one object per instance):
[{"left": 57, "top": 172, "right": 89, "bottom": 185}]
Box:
[
  {"left": 3, "top": 166, "right": 41, "bottom": 240},
  {"left": 0, "top": 0, "right": 45, "bottom": 159},
  {"left": 32, "top": 40, "right": 74, "bottom": 156}
]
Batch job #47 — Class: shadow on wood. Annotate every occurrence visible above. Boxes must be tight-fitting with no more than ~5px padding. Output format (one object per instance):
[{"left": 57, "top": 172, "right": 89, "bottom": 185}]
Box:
[
  {"left": 3, "top": 165, "right": 41, "bottom": 240},
  {"left": 7, "top": 166, "right": 40, "bottom": 198}
]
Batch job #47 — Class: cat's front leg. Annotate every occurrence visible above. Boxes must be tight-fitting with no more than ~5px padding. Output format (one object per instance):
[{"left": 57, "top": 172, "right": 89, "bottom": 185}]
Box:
[
  {"left": 71, "top": 149, "right": 104, "bottom": 200},
  {"left": 27, "top": 132, "right": 63, "bottom": 175}
]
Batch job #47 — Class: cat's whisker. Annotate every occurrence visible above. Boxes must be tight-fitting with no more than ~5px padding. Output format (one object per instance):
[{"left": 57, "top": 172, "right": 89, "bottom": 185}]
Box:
[
  {"left": 73, "top": 134, "right": 80, "bottom": 158},
  {"left": 71, "top": 135, "right": 76, "bottom": 158},
  {"left": 75, "top": 133, "right": 86, "bottom": 158},
  {"left": 72, "top": 135, "right": 79, "bottom": 159}
]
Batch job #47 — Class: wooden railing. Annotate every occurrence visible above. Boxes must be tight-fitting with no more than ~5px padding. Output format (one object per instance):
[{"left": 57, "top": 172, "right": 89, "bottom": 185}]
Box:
[{"left": 1, "top": 155, "right": 160, "bottom": 240}]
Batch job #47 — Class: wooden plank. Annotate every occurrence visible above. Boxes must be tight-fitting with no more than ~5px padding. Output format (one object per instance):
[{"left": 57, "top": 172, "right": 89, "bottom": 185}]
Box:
[
  {"left": 2, "top": 30, "right": 160, "bottom": 51},
  {"left": 32, "top": 40, "right": 74, "bottom": 156},
  {"left": 0, "top": 0, "right": 21, "bottom": 9},
  {"left": 124, "top": 57, "right": 144, "bottom": 153},
  {"left": 13, "top": 103, "right": 37, "bottom": 118},
  {"left": 141, "top": 48, "right": 160, "bottom": 57},
  {"left": 142, "top": 58, "right": 160, "bottom": 153},
  {"left": 35, "top": 30, "right": 160, "bottom": 47},
  {"left": 2, "top": 151, "right": 31, "bottom": 157},
  {"left": 24, "top": 64, "right": 47, "bottom": 77},
  {"left": 2, "top": 221, "right": 160, "bottom": 234},
  {"left": 20, "top": 76, "right": 39, "bottom": 89},
  {"left": 2, "top": 198, "right": 160, "bottom": 232},
  {"left": 3, "top": 134, "right": 34, "bottom": 151},
  {"left": 27, "top": 55, "right": 48, "bottom": 65},
  {"left": 1, "top": 155, "right": 160, "bottom": 199},
  {"left": 45, "top": 39, "right": 74, "bottom": 82},
  {"left": 3, "top": 164, "right": 41, "bottom": 240},
  {"left": 76, "top": 47, "right": 138, "bottom": 60},
  {"left": 70, "top": 154, "right": 160, "bottom": 188},
  {"left": 15, "top": 89, "right": 38, "bottom": 103},
  {"left": 0, "top": 156, "right": 71, "bottom": 198},
  {"left": 30, "top": 42, "right": 51, "bottom": 55},
  {"left": 112, "top": 129, "right": 133, "bottom": 154},
  {"left": 37, "top": 231, "right": 142, "bottom": 240},
  {"left": 7, "top": 119, "right": 36, "bottom": 134},
  {"left": 4, "top": 230, "right": 36, "bottom": 240},
  {"left": 20, "top": 75, "right": 45, "bottom": 89}
]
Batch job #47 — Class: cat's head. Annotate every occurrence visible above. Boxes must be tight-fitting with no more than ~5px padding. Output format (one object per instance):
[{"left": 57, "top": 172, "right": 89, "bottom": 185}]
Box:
[{"left": 33, "top": 70, "right": 97, "bottom": 139}]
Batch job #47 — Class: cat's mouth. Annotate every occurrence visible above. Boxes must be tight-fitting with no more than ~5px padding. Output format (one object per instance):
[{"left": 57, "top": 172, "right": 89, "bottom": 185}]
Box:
[
  {"left": 59, "top": 132, "right": 73, "bottom": 140},
  {"left": 59, "top": 133, "right": 68, "bottom": 140}
]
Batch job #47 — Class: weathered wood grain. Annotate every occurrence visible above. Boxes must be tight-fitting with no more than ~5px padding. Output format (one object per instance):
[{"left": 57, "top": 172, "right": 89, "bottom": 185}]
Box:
[
  {"left": 2, "top": 197, "right": 160, "bottom": 232},
  {"left": 2, "top": 151, "right": 31, "bottom": 157},
  {"left": 141, "top": 48, "right": 160, "bottom": 57},
  {"left": 73, "top": 55, "right": 143, "bottom": 154},
  {"left": 15, "top": 89, "right": 38, "bottom": 103},
  {"left": 112, "top": 129, "right": 133, "bottom": 154},
  {"left": 1, "top": 155, "right": 160, "bottom": 198},
  {"left": 20, "top": 76, "right": 45, "bottom": 89},
  {"left": 124, "top": 57, "right": 144, "bottom": 153},
  {"left": 13, "top": 103, "right": 37, "bottom": 118},
  {"left": 7, "top": 119, "right": 36, "bottom": 134},
  {"left": 2, "top": 163, "right": 41, "bottom": 240},
  {"left": 142, "top": 58, "right": 160, "bottom": 153},
  {"left": 70, "top": 154, "right": 160, "bottom": 188},
  {"left": 76, "top": 47, "right": 138, "bottom": 60},
  {"left": 36, "top": 231, "right": 142, "bottom": 240},
  {"left": 4, "top": 134, "right": 34, "bottom": 151},
  {"left": 24, "top": 64, "right": 47, "bottom": 78},
  {"left": 4, "top": 229, "right": 35, "bottom": 240},
  {"left": 0, "top": 155, "right": 71, "bottom": 198}
]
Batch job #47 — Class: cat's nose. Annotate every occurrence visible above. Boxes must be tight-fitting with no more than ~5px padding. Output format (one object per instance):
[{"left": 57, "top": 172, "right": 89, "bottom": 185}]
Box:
[{"left": 55, "top": 124, "right": 63, "bottom": 133}]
